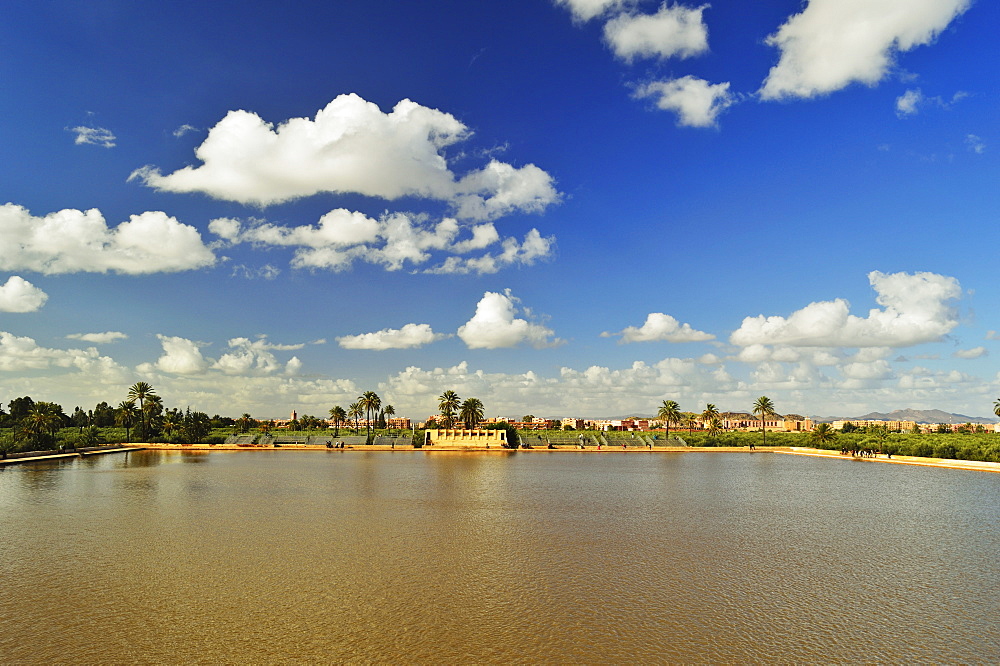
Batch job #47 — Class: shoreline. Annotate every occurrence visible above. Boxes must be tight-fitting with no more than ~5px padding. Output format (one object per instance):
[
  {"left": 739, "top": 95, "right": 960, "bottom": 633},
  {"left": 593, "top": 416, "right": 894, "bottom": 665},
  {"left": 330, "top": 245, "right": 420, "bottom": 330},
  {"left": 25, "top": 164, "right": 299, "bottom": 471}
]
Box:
[{"left": 4, "top": 443, "right": 998, "bottom": 474}]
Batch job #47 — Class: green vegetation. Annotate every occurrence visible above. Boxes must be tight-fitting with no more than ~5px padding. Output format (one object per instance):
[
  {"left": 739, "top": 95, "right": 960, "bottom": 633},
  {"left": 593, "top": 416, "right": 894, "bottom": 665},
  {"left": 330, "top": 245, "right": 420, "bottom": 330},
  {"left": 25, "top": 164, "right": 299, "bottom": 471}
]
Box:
[{"left": 2, "top": 385, "right": 999, "bottom": 462}]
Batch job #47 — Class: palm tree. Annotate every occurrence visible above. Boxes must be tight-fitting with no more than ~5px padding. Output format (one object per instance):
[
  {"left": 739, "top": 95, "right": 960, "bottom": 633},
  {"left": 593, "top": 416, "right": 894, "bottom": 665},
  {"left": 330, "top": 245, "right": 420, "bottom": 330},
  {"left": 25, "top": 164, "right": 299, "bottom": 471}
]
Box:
[
  {"left": 702, "top": 403, "right": 720, "bottom": 430},
  {"left": 993, "top": 398, "right": 1000, "bottom": 420},
  {"left": 116, "top": 400, "right": 138, "bottom": 443},
  {"left": 706, "top": 416, "right": 722, "bottom": 441},
  {"left": 237, "top": 413, "right": 254, "bottom": 433},
  {"left": 752, "top": 396, "right": 777, "bottom": 448},
  {"left": 22, "top": 404, "right": 62, "bottom": 449},
  {"left": 459, "top": 398, "right": 484, "bottom": 428},
  {"left": 383, "top": 404, "right": 396, "bottom": 428},
  {"left": 348, "top": 402, "right": 363, "bottom": 434},
  {"left": 329, "top": 405, "right": 347, "bottom": 437},
  {"left": 438, "top": 390, "right": 460, "bottom": 428},
  {"left": 657, "top": 400, "right": 681, "bottom": 441},
  {"left": 161, "top": 414, "right": 179, "bottom": 442},
  {"left": 127, "top": 382, "right": 157, "bottom": 442},
  {"left": 359, "top": 391, "right": 381, "bottom": 442},
  {"left": 811, "top": 423, "right": 835, "bottom": 447}
]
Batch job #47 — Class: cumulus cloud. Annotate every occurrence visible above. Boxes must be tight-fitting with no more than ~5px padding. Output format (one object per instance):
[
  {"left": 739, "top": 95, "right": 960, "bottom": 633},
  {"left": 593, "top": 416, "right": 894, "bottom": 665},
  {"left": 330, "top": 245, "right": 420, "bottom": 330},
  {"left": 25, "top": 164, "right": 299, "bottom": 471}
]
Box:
[
  {"left": 0, "top": 331, "right": 124, "bottom": 376},
  {"left": 138, "top": 335, "right": 210, "bottom": 375},
  {"left": 131, "top": 94, "right": 559, "bottom": 219},
  {"left": 602, "top": 312, "right": 714, "bottom": 343},
  {"left": 760, "top": 0, "right": 972, "bottom": 100},
  {"left": 634, "top": 76, "right": 733, "bottom": 127},
  {"left": 555, "top": 0, "right": 630, "bottom": 22},
  {"left": 0, "top": 204, "right": 216, "bottom": 275},
  {"left": 210, "top": 212, "right": 553, "bottom": 274},
  {"left": 337, "top": 324, "right": 448, "bottom": 350},
  {"left": 730, "top": 271, "right": 961, "bottom": 348},
  {"left": 136, "top": 334, "right": 310, "bottom": 378},
  {"left": 603, "top": 4, "right": 709, "bottom": 62},
  {"left": 66, "top": 331, "right": 128, "bottom": 344},
  {"left": 0, "top": 276, "right": 47, "bottom": 312},
  {"left": 953, "top": 346, "right": 987, "bottom": 359},
  {"left": 457, "top": 290, "right": 561, "bottom": 349},
  {"left": 70, "top": 126, "right": 116, "bottom": 148},
  {"left": 424, "top": 229, "right": 554, "bottom": 275},
  {"left": 212, "top": 336, "right": 304, "bottom": 375}
]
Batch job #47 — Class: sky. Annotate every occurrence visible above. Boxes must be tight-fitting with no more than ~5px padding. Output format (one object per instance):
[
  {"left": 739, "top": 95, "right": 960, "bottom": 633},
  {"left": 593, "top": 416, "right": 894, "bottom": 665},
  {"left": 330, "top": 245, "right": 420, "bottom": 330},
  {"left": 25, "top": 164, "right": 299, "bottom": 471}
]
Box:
[{"left": 1, "top": 0, "right": 998, "bottom": 420}]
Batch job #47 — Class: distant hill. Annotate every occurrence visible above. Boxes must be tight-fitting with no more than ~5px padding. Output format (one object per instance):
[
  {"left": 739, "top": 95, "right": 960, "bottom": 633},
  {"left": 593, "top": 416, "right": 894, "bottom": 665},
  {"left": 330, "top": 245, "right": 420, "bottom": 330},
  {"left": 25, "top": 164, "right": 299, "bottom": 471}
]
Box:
[{"left": 812, "top": 408, "right": 998, "bottom": 425}]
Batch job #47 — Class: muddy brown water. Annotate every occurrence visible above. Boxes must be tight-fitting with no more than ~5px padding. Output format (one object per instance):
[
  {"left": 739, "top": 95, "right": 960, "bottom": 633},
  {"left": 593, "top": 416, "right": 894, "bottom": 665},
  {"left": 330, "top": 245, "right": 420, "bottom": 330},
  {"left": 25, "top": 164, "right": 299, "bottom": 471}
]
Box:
[{"left": 1, "top": 450, "right": 997, "bottom": 663}]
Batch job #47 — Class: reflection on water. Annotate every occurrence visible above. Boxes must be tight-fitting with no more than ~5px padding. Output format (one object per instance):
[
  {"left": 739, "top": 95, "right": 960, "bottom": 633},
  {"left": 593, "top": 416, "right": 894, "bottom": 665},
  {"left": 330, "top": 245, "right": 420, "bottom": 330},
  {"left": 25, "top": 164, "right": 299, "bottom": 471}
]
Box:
[{"left": 1, "top": 451, "right": 998, "bottom": 663}]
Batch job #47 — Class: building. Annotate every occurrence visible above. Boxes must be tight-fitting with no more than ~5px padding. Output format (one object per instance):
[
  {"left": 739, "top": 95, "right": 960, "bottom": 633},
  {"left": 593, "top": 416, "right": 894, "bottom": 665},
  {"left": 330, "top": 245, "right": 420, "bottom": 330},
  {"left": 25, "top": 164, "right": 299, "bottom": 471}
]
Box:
[
  {"left": 831, "top": 419, "right": 916, "bottom": 432},
  {"left": 424, "top": 428, "right": 508, "bottom": 447}
]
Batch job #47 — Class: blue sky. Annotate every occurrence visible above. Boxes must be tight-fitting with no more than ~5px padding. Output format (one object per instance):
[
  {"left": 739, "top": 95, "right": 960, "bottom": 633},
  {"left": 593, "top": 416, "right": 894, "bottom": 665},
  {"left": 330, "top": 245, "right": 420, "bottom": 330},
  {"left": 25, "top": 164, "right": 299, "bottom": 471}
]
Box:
[{"left": 1, "top": 0, "right": 997, "bottom": 420}]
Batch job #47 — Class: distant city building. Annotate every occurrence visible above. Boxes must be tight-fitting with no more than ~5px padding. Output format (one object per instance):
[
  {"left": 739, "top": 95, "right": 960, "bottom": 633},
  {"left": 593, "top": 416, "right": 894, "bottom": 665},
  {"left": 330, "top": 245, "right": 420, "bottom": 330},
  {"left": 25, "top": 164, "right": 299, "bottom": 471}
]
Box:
[{"left": 832, "top": 419, "right": 916, "bottom": 432}]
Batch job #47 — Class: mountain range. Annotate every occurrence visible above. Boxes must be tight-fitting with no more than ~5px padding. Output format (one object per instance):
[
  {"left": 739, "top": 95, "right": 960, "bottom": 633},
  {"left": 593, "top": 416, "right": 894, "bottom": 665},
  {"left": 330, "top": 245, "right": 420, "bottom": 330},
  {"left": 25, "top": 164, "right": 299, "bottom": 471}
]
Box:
[{"left": 810, "top": 408, "right": 998, "bottom": 425}]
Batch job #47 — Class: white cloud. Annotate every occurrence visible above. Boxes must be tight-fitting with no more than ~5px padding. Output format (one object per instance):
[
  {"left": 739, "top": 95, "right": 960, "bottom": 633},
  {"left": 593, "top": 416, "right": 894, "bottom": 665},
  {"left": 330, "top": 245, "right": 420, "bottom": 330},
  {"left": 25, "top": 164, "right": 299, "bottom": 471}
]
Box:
[
  {"left": 896, "top": 88, "right": 970, "bottom": 117},
  {"left": 173, "top": 124, "right": 198, "bottom": 138},
  {"left": 0, "top": 276, "right": 48, "bottom": 312},
  {"left": 602, "top": 312, "right": 714, "bottom": 343},
  {"left": 634, "top": 76, "right": 733, "bottom": 127},
  {"left": 66, "top": 331, "right": 128, "bottom": 344},
  {"left": 953, "top": 346, "right": 987, "bottom": 359},
  {"left": 730, "top": 271, "right": 961, "bottom": 348},
  {"left": 131, "top": 94, "right": 559, "bottom": 219},
  {"left": 210, "top": 213, "right": 553, "bottom": 275},
  {"left": 760, "top": 0, "right": 972, "bottom": 100},
  {"left": 424, "top": 228, "right": 554, "bottom": 275},
  {"left": 457, "top": 290, "right": 561, "bottom": 349},
  {"left": 896, "top": 89, "right": 923, "bottom": 116},
  {"left": 555, "top": 0, "right": 630, "bottom": 22},
  {"left": 231, "top": 264, "right": 281, "bottom": 280},
  {"left": 452, "top": 161, "right": 560, "bottom": 221},
  {"left": 603, "top": 4, "right": 709, "bottom": 62},
  {"left": 70, "top": 126, "right": 116, "bottom": 148},
  {"left": 337, "top": 324, "right": 448, "bottom": 350},
  {"left": 138, "top": 335, "right": 210, "bottom": 375},
  {"left": 966, "top": 134, "right": 985, "bottom": 154},
  {"left": 211, "top": 336, "right": 307, "bottom": 375},
  {"left": 0, "top": 204, "right": 216, "bottom": 275},
  {"left": 0, "top": 331, "right": 125, "bottom": 376}
]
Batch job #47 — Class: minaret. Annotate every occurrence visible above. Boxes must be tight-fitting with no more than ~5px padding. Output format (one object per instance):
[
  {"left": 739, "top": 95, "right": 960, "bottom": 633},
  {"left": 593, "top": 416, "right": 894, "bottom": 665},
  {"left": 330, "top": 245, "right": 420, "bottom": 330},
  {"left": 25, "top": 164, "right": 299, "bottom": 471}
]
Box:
[{"left": 291, "top": 409, "right": 297, "bottom": 421}]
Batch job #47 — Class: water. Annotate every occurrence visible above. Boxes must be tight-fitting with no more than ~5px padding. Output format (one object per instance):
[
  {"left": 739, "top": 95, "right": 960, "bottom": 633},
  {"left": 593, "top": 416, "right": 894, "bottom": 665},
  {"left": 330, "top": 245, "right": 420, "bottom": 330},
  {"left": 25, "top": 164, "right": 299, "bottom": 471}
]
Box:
[{"left": 1, "top": 450, "right": 997, "bottom": 663}]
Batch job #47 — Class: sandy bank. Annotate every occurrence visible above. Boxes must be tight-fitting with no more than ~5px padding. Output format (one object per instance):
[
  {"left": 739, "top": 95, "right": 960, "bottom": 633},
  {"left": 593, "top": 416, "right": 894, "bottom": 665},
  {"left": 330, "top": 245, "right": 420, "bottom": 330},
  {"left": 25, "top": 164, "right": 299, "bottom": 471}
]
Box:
[{"left": 777, "top": 447, "right": 1000, "bottom": 474}]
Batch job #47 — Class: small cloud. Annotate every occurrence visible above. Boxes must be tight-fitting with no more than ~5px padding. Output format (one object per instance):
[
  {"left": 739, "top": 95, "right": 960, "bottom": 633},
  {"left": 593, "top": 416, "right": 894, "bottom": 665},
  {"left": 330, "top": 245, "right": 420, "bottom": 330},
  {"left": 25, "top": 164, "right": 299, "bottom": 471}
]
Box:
[
  {"left": 985, "top": 330, "right": 999, "bottom": 340},
  {"left": 965, "top": 134, "right": 985, "bottom": 154},
  {"left": 231, "top": 264, "right": 281, "bottom": 279},
  {"left": 953, "top": 346, "right": 987, "bottom": 360},
  {"left": 69, "top": 126, "right": 116, "bottom": 148},
  {"left": 173, "top": 124, "right": 198, "bottom": 138},
  {"left": 895, "top": 89, "right": 923, "bottom": 117},
  {"left": 555, "top": 0, "right": 629, "bottom": 23},
  {"left": 603, "top": 4, "right": 709, "bottom": 62},
  {"left": 67, "top": 331, "right": 128, "bottom": 344},
  {"left": 337, "top": 323, "right": 448, "bottom": 350},
  {"left": 0, "top": 276, "right": 48, "bottom": 312},
  {"left": 634, "top": 76, "right": 734, "bottom": 128},
  {"left": 602, "top": 312, "right": 714, "bottom": 343}
]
